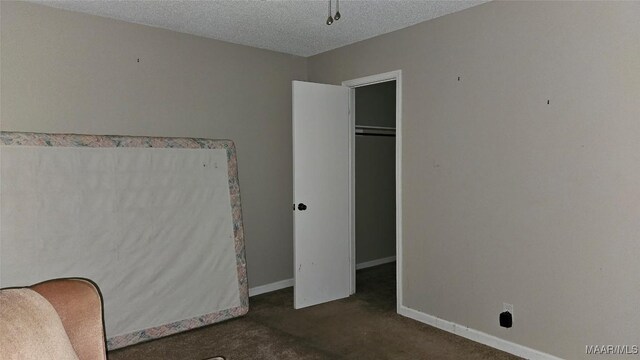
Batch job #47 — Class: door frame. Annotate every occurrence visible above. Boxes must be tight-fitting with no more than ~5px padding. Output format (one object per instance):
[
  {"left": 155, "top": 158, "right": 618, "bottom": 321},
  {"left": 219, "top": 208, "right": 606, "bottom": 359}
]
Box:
[{"left": 342, "top": 70, "right": 403, "bottom": 311}]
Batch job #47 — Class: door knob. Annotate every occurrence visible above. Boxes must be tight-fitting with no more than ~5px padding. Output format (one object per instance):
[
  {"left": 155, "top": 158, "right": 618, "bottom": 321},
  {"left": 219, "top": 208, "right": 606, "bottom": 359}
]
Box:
[{"left": 297, "top": 203, "right": 307, "bottom": 211}]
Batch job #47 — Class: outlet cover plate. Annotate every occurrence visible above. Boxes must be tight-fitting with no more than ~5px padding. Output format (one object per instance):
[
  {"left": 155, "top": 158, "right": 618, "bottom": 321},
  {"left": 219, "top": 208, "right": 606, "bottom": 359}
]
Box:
[{"left": 503, "top": 302, "right": 514, "bottom": 314}]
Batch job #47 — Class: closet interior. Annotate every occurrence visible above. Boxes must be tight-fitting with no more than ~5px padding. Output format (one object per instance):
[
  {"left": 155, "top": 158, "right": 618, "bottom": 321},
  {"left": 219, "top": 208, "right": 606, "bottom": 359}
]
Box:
[{"left": 354, "top": 80, "right": 397, "bottom": 284}]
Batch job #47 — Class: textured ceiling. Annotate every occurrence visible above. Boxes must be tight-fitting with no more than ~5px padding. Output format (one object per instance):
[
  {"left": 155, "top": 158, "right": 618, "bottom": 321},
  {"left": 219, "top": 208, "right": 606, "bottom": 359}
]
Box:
[{"left": 31, "top": 0, "right": 488, "bottom": 57}]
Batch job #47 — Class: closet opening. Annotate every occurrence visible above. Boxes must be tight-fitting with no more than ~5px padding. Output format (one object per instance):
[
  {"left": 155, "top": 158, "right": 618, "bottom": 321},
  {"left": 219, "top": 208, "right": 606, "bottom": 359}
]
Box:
[
  {"left": 343, "top": 70, "right": 402, "bottom": 309},
  {"left": 354, "top": 80, "right": 396, "bottom": 295}
]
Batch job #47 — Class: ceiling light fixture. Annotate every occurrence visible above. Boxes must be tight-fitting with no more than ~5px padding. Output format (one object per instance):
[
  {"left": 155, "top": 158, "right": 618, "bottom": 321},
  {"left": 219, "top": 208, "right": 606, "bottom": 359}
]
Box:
[{"left": 326, "top": 0, "right": 341, "bottom": 25}]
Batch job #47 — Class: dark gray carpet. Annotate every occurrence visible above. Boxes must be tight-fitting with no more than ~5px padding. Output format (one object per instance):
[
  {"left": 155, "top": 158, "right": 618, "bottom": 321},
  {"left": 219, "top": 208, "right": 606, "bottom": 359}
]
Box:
[{"left": 108, "top": 263, "right": 520, "bottom": 360}]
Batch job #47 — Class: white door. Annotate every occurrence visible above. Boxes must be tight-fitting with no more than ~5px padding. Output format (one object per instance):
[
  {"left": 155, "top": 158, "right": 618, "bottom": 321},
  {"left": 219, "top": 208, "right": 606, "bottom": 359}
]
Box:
[{"left": 292, "top": 81, "right": 351, "bottom": 309}]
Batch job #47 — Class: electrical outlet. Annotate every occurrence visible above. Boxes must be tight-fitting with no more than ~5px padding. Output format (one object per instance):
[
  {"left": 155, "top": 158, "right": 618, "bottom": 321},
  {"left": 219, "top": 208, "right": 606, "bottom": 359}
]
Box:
[
  {"left": 503, "top": 303, "right": 514, "bottom": 315},
  {"left": 500, "top": 303, "right": 514, "bottom": 328}
]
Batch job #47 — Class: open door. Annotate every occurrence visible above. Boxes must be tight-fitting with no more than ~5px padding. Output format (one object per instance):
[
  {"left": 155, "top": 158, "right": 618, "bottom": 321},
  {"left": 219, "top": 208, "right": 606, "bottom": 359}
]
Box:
[{"left": 292, "top": 81, "right": 351, "bottom": 309}]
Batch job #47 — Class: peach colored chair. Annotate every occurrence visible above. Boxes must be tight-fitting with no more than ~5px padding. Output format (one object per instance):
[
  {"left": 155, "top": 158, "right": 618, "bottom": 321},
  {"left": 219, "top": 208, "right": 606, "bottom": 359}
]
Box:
[{"left": 0, "top": 278, "right": 107, "bottom": 360}]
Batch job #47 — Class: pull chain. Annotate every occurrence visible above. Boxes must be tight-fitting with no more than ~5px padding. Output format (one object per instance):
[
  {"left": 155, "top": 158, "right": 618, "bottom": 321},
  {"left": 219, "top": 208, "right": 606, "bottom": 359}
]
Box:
[{"left": 326, "top": 0, "right": 334, "bottom": 25}]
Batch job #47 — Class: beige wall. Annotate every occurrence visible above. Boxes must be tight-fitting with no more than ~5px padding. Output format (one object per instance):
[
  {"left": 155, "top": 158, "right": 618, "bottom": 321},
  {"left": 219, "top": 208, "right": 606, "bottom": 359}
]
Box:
[
  {"left": 0, "top": 1, "right": 307, "bottom": 288},
  {"left": 309, "top": 1, "right": 640, "bottom": 359},
  {"left": 355, "top": 135, "right": 395, "bottom": 264}
]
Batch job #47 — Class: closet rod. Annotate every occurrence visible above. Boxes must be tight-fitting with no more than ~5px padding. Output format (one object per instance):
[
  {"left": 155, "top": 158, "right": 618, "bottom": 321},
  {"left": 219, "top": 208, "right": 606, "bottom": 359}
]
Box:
[
  {"left": 355, "top": 132, "right": 395, "bottom": 137},
  {"left": 355, "top": 125, "right": 395, "bottom": 130},
  {"left": 355, "top": 128, "right": 395, "bottom": 137}
]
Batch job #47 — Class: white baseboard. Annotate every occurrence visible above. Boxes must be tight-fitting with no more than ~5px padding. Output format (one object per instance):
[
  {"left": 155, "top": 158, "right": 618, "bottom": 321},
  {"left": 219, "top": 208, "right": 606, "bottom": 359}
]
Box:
[
  {"left": 249, "top": 278, "right": 293, "bottom": 297},
  {"left": 398, "top": 306, "right": 563, "bottom": 360},
  {"left": 248, "top": 255, "right": 396, "bottom": 297},
  {"left": 356, "top": 256, "right": 396, "bottom": 270}
]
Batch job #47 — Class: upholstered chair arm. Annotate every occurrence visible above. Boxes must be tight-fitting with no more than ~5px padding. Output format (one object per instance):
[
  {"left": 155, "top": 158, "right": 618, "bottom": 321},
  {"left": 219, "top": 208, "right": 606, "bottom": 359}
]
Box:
[{"left": 31, "top": 279, "right": 107, "bottom": 360}]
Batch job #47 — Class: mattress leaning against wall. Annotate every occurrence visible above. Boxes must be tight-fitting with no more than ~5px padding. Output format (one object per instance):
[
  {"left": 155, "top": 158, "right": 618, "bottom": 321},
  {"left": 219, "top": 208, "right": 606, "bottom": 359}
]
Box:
[{"left": 0, "top": 132, "right": 248, "bottom": 349}]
